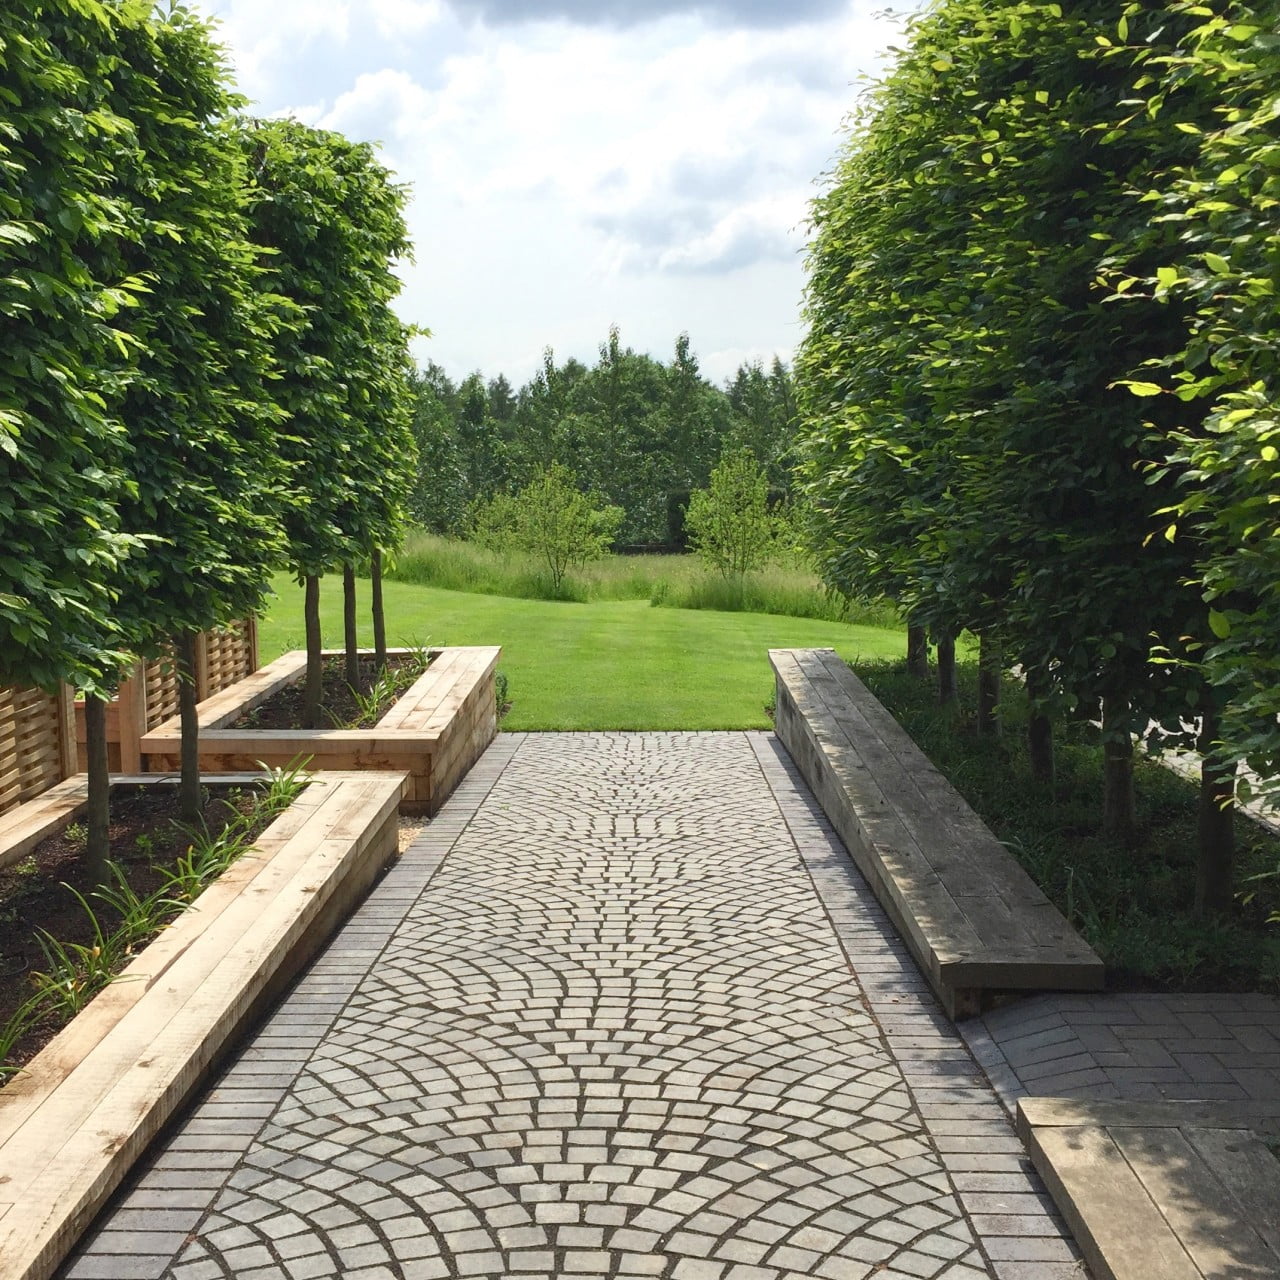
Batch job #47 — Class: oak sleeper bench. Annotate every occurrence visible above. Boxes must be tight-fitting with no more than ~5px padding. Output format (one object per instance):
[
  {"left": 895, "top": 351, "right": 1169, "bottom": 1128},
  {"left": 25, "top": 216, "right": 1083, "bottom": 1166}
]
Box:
[{"left": 769, "top": 647, "right": 1104, "bottom": 1018}]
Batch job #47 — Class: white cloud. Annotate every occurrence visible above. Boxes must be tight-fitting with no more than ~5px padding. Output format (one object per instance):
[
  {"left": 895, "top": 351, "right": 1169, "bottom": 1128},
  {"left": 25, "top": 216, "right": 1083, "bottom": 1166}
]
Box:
[
  {"left": 193, "top": 0, "right": 919, "bottom": 380},
  {"left": 370, "top": 0, "right": 445, "bottom": 39}
]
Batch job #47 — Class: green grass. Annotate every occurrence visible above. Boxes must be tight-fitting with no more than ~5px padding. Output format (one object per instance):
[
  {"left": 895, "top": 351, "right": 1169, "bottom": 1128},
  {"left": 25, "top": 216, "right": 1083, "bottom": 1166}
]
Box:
[
  {"left": 259, "top": 572, "right": 902, "bottom": 730},
  {"left": 859, "top": 658, "right": 1280, "bottom": 993},
  {"left": 388, "top": 531, "right": 897, "bottom": 626}
]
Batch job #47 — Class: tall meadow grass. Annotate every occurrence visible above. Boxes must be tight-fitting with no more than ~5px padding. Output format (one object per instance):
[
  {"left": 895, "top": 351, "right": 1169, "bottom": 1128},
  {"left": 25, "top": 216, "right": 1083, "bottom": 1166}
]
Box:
[{"left": 388, "top": 531, "right": 899, "bottom": 626}]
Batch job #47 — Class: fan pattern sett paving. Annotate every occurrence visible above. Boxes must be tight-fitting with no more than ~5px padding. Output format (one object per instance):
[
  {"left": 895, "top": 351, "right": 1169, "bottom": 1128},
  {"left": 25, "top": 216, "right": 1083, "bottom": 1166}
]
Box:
[{"left": 63, "top": 732, "right": 1083, "bottom": 1280}]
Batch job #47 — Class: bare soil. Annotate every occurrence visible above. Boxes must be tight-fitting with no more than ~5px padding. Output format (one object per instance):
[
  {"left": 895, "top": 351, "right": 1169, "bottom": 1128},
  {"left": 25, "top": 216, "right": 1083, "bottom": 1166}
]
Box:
[
  {"left": 0, "top": 783, "right": 269, "bottom": 1074},
  {"left": 234, "top": 653, "right": 425, "bottom": 730}
]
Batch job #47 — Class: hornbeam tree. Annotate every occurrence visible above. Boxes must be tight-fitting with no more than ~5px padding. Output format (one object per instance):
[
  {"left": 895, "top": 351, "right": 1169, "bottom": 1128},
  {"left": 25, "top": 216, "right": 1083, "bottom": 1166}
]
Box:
[
  {"left": 99, "top": 5, "right": 290, "bottom": 842},
  {"left": 798, "top": 1, "right": 1233, "bottom": 884},
  {"left": 242, "top": 119, "right": 416, "bottom": 721},
  {"left": 0, "top": 0, "right": 139, "bottom": 704}
]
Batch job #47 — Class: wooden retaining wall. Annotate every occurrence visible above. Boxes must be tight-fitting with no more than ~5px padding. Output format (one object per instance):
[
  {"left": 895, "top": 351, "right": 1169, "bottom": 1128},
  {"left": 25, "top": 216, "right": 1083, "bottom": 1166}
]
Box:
[{"left": 74, "top": 619, "right": 259, "bottom": 772}]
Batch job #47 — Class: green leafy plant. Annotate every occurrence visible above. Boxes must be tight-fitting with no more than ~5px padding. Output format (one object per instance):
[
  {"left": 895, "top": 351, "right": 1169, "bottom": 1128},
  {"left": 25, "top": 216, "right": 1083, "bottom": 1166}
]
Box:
[
  {"left": 31, "top": 885, "right": 127, "bottom": 1018},
  {"left": 0, "top": 992, "right": 52, "bottom": 1082},
  {"left": 470, "top": 464, "right": 623, "bottom": 594},
  {"left": 91, "top": 862, "right": 185, "bottom": 948},
  {"left": 685, "top": 447, "right": 782, "bottom": 579}
]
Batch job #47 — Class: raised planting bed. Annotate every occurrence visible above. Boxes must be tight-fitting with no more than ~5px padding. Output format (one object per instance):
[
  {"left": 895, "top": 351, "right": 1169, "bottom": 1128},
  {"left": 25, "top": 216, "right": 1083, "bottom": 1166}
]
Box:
[
  {"left": 139, "top": 645, "right": 501, "bottom": 814},
  {"left": 770, "top": 647, "right": 1104, "bottom": 1018},
  {"left": 0, "top": 769, "right": 406, "bottom": 1280}
]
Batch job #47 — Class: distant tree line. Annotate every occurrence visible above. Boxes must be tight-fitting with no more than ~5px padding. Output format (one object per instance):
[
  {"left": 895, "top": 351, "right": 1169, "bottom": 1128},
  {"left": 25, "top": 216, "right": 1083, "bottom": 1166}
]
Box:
[{"left": 407, "top": 327, "right": 798, "bottom": 547}]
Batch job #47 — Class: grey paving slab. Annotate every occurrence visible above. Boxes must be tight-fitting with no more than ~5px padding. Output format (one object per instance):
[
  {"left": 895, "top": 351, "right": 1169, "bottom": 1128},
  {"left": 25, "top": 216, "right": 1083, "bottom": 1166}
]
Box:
[
  {"left": 961, "top": 991, "right": 1280, "bottom": 1114},
  {"left": 62, "top": 732, "right": 1084, "bottom": 1280}
]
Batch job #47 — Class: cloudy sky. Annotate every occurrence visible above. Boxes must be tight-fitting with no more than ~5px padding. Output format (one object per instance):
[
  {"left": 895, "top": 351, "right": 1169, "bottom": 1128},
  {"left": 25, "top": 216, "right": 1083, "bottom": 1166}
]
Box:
[{"left": 192, "top": 0, "right": 917, "bottom": 386}]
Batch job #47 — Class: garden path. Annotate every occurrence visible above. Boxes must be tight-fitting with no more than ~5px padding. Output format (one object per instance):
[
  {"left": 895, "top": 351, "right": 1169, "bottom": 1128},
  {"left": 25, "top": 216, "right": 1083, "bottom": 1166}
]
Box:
[{"left": 61, "top": 732, "right": 1084, "bottom": 1280}]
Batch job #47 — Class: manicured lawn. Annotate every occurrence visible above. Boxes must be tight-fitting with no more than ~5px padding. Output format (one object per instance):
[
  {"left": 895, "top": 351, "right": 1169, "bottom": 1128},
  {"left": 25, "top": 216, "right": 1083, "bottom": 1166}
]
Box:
[{"left": 258, "top": 573, "right": 903, "bottom": 730}]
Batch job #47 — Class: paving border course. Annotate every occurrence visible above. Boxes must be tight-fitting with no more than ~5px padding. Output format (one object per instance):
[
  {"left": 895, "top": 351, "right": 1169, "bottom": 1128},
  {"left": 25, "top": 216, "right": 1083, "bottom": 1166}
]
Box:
[
  {"left": 769, "top": 648, "right": 1103, "bottom": 1019},
  {"left": 0, "top": 769, "right": 407, "bottom": 1280},
  {"left": 140, "top": 646, "right": 500, "bottom": 815}
]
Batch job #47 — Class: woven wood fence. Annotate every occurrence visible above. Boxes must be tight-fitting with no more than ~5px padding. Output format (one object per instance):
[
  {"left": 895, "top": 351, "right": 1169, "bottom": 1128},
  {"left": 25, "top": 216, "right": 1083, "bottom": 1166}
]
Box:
[
  {"left": 74, "top": 618, "right": 259, "bottom": 772},
  {"left": 0, "top": 685, "right": 77, "bottom": 820}
]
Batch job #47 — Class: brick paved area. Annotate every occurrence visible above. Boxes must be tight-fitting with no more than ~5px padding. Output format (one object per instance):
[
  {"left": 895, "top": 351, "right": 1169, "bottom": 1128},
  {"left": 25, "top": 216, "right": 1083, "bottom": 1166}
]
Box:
[
  {"left": 62, "top": 733, "right": 1084, "bottom": 1280},
  {"left": 962, "top": 991, "right": 1280, "bottom": 1113}
]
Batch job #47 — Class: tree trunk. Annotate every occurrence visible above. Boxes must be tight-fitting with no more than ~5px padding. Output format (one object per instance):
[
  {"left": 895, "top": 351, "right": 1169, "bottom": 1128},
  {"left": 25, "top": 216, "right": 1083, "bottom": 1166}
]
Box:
[
  {"left": 1196, "top": 702, "right": 1237, "bottom": 917},
  {"left": 1101, "top": 696, "right": 1137, "bottom": 846},
  {"left": 977, "top": 634, "right": 1001, "bottom": 737},
  {"left": 937, "top": 631, "right": 957, "bottom": 706},
  {"left": 83, "top": 694, "right": 110, "bottom": 882},
  {"left": 174, "top": 633, "right": 203, "bottom": 825},
  {"left": 304, "top": 574, "right": 324, "bottom": 730},
  {"left": 343, "top": 563, "right": 359, "bottom": 691},
  {"left": 1027, "top": 670, "right": 1055, "bottom": 787},
  {"left": 372, "top": 546, "right": 388, "bottom": 675},
  {"left": 906, "top": 623, "right": 929, "bottom": 679}
]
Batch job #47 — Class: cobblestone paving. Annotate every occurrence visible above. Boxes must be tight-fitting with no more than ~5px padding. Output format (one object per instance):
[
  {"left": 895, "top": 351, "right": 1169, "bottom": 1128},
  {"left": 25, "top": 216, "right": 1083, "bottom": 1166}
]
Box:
[
  {"left": 962, "top": 990, "right": 1280, "bottom": 1111},
  {"left": 63, "top": 732, "right": 1084, "bottom": 1280}
]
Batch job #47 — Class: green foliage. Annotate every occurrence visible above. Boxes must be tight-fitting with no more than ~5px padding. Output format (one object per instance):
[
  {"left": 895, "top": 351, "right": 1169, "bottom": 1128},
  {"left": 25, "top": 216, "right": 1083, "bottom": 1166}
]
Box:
[
  {"left": 470, "top": 463, "right": 622, "bottom": 593},
  {"left": 103, "top": 8, "right": 292, "bottom": 657},
  {"left": 407, "top": 332, "right": 795, "bottom": 546},
  {"left": 241, "top": 119, "right": 417, "bottom": 580},
  {"left": 685, "top": 447, "right": 780, "bottom": 578},
  {"left": 0, "top": 0, "right": 142, "bottom": 692},
  {"left": 1115, "top": 5, "right": 1280, "bottom": 803},
  {"left": 861, "top": 659, "right": 1280, "bottom": 990},
  {"left": 801, "top": 2, "right": 1211, "bottom": 702}
]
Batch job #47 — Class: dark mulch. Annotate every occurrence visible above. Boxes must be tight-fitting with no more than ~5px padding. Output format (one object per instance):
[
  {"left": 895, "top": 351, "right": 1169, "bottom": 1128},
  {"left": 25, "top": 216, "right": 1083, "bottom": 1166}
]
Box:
[
  {"left": 0, "top": 782, "right": 268, "bottom": 1074},
  {"left": 235, "top": 653, "right": 426, "bottom": 730}
]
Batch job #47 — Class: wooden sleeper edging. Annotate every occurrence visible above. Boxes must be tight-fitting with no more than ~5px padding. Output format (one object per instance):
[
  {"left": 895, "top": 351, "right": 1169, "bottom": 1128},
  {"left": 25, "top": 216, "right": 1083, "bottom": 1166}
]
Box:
[
  {"left": 139, "top": 646, "right": 501, "bottom": 815},
  {"left": 0, "top": 769, "right": 407, "bottom": 1280}
]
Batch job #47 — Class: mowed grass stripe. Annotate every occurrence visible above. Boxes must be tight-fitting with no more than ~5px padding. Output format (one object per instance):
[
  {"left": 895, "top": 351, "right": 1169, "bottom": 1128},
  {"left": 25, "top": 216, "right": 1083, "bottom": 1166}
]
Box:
[{"left": 258, "top": 573, "right": 903, "bottom": 731}]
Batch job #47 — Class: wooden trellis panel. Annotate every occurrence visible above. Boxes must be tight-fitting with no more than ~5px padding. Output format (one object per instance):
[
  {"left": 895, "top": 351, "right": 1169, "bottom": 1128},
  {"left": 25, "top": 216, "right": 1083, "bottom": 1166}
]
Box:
[
  {"left": 197, "top": 617, "right": 258, "bottom": 702},
  {"left": 0, "top": 685, "right": 76, "bottom": 819},
  {"left": 73, "top": 619, "right": 260, "bottom": 775}
]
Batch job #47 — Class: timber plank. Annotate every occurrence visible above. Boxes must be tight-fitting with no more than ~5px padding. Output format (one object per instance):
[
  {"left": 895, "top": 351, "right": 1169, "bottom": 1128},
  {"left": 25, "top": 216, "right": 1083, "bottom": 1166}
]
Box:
[
  {"left": 1023, "top": 1121, "right": 1201, "bottom": 1280},
  {"left": 0, "top": 772, "right": 402, "bottom": 1280},
  {"left": 770, "top": 648, "right": 1102, "bottom": 1016},
  {"left": 1018, "top": 1097, "right": 1280, "bottom": 1280},
  {"left": 1184, "top": 1126, "right": 1280, "bottom": 1260},
  {"left": 1112, "top": 1125, "right": 1280, "bottom": 1279}
]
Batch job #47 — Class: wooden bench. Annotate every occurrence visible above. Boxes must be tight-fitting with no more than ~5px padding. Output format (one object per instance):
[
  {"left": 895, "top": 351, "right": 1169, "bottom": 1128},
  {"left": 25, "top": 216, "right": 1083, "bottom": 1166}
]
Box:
[
  {"left": 1018, "top": 1097, "right": 1280, "bottom": 1280},
  {"left": 141, "top": 645, "right": 501, "bottom": 814},
  {"left": 0, "top": 771, "right": 405, "bottom": 1280},
  {"left": 769, "top": 648, "right": 1103, "bottom": 1017}
]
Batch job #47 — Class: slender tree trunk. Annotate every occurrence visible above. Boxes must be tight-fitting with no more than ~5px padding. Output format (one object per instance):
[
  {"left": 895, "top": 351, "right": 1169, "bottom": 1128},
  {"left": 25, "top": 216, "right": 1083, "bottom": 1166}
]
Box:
[
  {"left": 175, "top": 633, "right": 203, "bottom": 825},
  {"left": 977, "top": 634, "right": 1001, "bottom": 737},
  {"left": 84, "top": 695, "right": 110, "bottom": 882},
  {"left": 1196, "top": 701, "right": 1237, "bottom": 917},
  {"left": 304, "top": 574, "right": 324, "bottom": 730},
  {"left": 937, "top": 631, "right": 957, "bottom": 706},
  {"left": 906, "top": 623, "right": 929, "bottom": 679},
  {"left": 372, "top": 546, "right": 388, "bottom": 675},
  {"left": 1027, "top": 669, "right": 1055, "bottom": 787},
  {"left": 343, "top": 564, "right": 359, "bottom": 690},
  {"left": 1101, "top": 696, "right": 1137, "bottom": 846}
]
